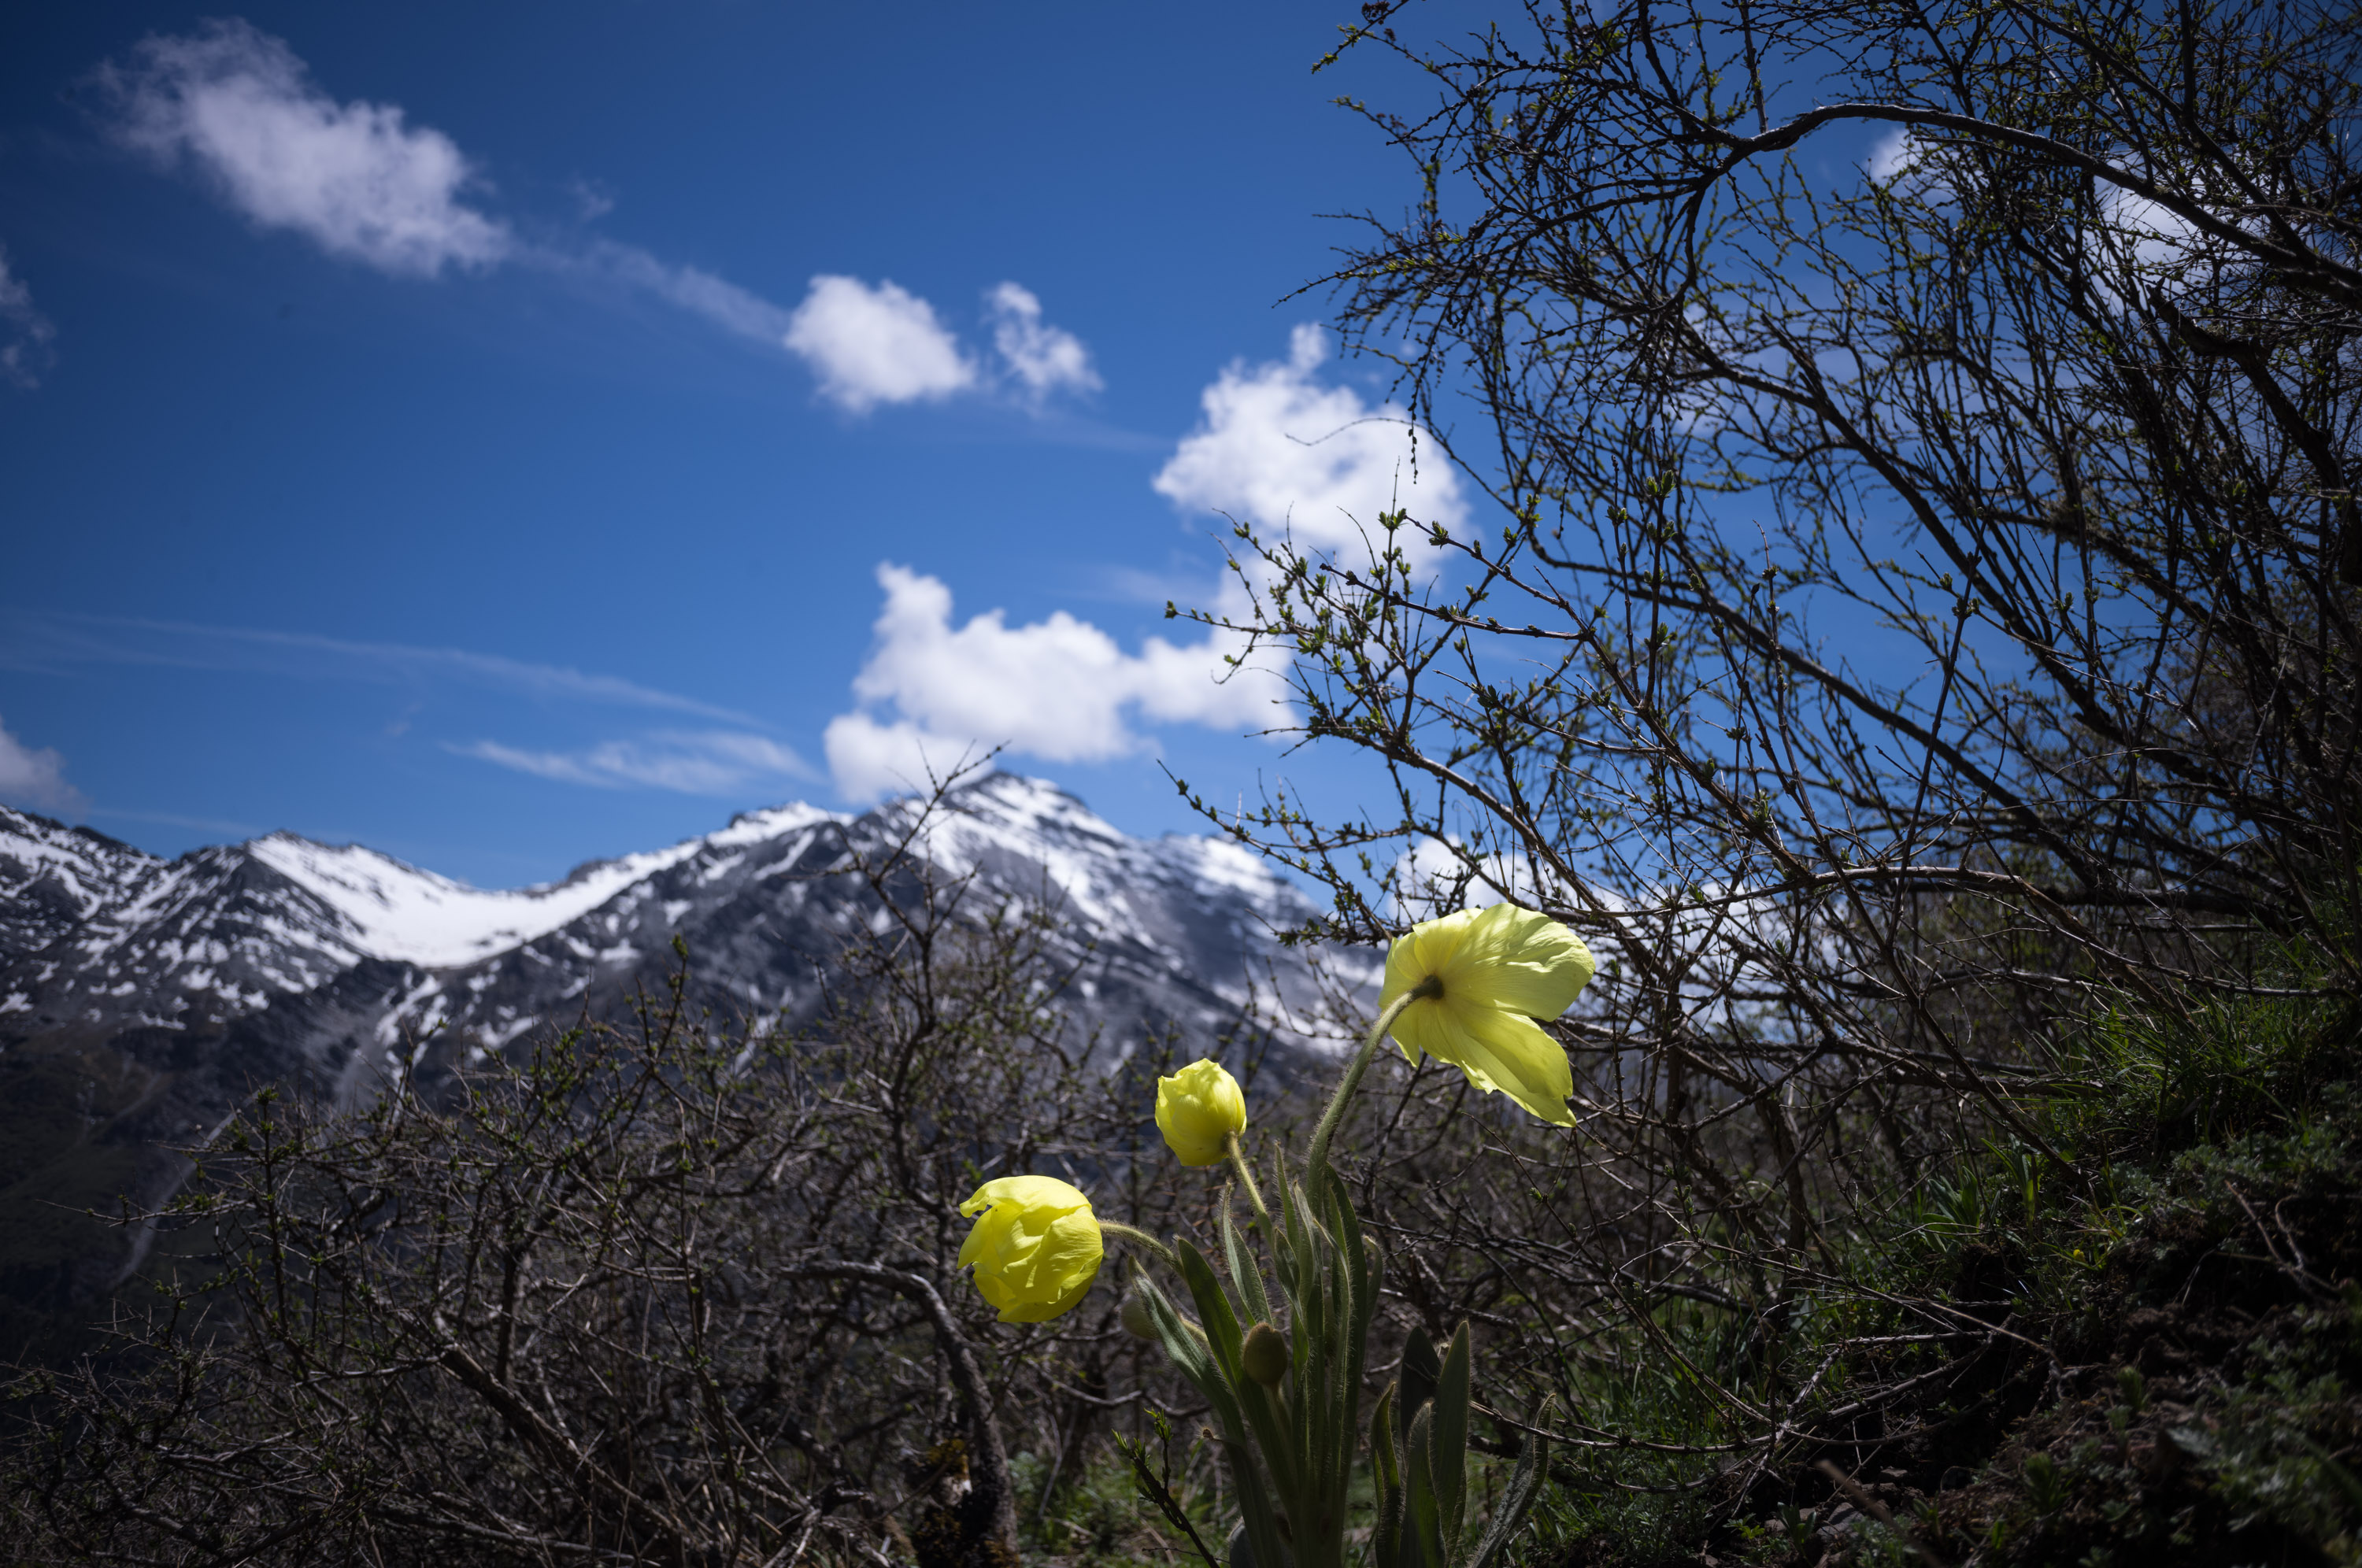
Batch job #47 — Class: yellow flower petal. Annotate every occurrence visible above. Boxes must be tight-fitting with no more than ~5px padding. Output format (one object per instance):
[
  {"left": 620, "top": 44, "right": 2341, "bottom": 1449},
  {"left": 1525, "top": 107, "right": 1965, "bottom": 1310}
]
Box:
[
  {"left": 1451, "top": 904, "right": 1596, "bottom": 1019},
  {"left": 1379, "top": 904, "right": 1590, "bottom": 1126},
  {"left": 1449, "top": 1005, "right": 1577, "bottom": 1126},
  {"left": 1389, "top": 993, "right": 1454, "bottom": 1066},
  {"left": 961, "top": 1174, "right": 1090, "bottom": 1219},
  {"left": 1155, "top": 1059, "right": 1247, "bottom": 1167},
  {"left": 1380, "top": 907, "right": 1483, "bottom": 1010},
  {"left": 957, "top": 1174, "right": 1102, "bottom": 1322}
]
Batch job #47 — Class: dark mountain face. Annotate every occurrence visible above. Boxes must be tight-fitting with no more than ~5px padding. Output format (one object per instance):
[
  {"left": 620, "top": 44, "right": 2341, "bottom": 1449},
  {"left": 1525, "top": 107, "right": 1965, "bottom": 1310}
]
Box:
[{"left": 0, "top": 774, "right": 1372, "bottom": 1340}]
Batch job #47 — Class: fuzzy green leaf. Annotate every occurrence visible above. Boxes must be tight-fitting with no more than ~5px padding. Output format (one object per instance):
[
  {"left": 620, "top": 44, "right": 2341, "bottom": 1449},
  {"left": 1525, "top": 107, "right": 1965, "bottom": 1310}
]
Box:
[
  {"left": 1223, "top": 1207, "right": 1273, "bottom": 1330},
  {"left": 1405, "top": 1400, "right": 1444, "bottom": 1568},
  {"left": 1432, "top": 1322, "right": 1471, "bottom": 1549},
  {"left": 1465, "top": 1412, "right": 1552, "bottom": 1568}
]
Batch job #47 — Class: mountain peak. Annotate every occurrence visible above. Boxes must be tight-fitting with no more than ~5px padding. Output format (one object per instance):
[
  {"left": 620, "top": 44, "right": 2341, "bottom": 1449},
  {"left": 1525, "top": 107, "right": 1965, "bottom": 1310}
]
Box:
[
  {"left": 5, "top": 781, "right": 1361, "bottom": 1050},
  {"left": 0, "top": 779, "right": 1374, "bottom": 1326}
]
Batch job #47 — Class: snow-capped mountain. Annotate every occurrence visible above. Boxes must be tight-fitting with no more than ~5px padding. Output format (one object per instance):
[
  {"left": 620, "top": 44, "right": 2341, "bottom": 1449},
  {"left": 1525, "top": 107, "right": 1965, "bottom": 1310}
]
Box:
[
  {"left": 0, "top": 775, "right": 1373, "bottom": 1320},
  {"left": 0, "top": 800, "right": 843, "bottom": 1045}
]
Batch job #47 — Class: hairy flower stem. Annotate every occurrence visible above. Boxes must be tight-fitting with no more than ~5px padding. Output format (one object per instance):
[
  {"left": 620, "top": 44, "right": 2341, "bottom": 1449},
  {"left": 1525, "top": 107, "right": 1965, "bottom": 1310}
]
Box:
[
  {"left": 1306, "top": 977, "right": 1442, "bottom": 1178},
  {"left": 1224, "top": 1132, "right": 1271, "bottom": 1230},
  {"left": 1099, "top": 1219, "right": 1181, "bottom": 1274}
]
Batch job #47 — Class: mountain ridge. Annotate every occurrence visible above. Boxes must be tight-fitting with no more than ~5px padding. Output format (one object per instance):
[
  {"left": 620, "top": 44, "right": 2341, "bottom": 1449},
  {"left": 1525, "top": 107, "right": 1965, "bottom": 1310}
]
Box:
[{"left": 0, "top": 774, "right": 1372, "bottom": 1345}]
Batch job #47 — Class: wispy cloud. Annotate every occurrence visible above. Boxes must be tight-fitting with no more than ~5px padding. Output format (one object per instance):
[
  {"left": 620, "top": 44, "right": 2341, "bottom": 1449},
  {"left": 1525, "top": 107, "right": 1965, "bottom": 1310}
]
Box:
[
  {"left": 451, "top": 731, "right": 814, "bottom": 795},
  {"left": 0, "top": 715, "right": 86, "bottom": 815},
  {"left": 83, "top": 806, "right": 261, "bottom": 838},
  {"left": 2, "top": 612, "right": 765, "bottom": 726},
  {"left": 1865, "top": 126, "right": 1931, "bottom": 186},
  {"left": 576, "top": 239, "right": 798, "bottom": 344},
  {"left": 0, "top": 244, "right": 58, "bottom": 389},
  {"left": 987, "top": 282, "right": 1099, "bottom": 401},
  {"left": 93, "top": 22, "right": 1099, "bottom": 416}
]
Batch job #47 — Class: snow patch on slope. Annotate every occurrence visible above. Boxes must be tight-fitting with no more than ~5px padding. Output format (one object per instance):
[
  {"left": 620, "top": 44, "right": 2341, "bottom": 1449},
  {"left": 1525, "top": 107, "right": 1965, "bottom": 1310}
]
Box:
[
  {"left": 247, "top": 801, "right": 845, "bottom": 968},
  {"left": 905, "top": 774, "right": 1315, "bottom": 954},
  {"left": 0, "top": 808, "right": 170, "bottom": 953}
]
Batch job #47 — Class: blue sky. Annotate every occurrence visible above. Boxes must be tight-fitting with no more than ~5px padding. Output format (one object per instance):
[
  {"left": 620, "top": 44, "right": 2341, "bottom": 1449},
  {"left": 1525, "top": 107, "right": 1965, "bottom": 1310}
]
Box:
[{"left": 0, "top": 2, "right": 1474, "bottom": 885}]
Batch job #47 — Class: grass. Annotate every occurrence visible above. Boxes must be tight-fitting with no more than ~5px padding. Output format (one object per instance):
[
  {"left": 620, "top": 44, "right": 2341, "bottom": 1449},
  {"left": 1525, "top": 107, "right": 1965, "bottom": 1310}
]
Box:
[{"left": 1015, "top": 1414, "right": 1229, "bottom": 1568}]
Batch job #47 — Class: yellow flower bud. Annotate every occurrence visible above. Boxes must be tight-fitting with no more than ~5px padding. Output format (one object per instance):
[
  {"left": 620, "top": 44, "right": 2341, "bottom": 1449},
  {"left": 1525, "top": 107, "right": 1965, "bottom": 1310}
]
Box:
[
  {"left": 1380, "top": 903, "right": 1595, "bottom": 1126},
  {"left": 1119, "top": 1290, "right": 1160, "bottom": 1341},
  {"left": 1241, "top": 1321, "right": 1289, "bottom": 1387},
  {"left": 957, "top": 1175, "right": 1103, "bottom": 1323},
  {"left": 1155, "top": 1058, "right": 1247, "bottom": 1167}
]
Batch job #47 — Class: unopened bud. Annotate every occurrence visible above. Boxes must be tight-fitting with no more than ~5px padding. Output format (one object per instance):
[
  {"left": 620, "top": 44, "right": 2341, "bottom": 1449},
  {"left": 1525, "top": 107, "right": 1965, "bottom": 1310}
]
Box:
[
  {"left": 1242, "top": 1321, "right": 1289, "bottom": 1387},
  {"left": 1120, "top": 1291, "right": 1159, "bottom": 1342}
]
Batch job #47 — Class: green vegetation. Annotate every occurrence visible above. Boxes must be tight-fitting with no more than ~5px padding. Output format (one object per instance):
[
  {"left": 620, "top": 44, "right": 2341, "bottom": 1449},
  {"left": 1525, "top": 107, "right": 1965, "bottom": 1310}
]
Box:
[{"left": 1504, "top": 973, "right": 2362, "bottom": 1566}]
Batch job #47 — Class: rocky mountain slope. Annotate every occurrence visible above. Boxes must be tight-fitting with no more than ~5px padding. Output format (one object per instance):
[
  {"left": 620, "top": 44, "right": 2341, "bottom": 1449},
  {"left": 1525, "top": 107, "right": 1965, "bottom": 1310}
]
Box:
[{"left": 0, "top": 775, "right": 1372, "bottom": 1345}]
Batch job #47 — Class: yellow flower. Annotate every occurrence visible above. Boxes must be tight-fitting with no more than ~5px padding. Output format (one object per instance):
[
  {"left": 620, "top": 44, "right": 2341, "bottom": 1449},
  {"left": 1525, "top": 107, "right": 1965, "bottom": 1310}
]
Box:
[
  {"left": 1155, "top": 1059, "right": 1247, "bottom": 1167},
  {"left": 957, "top": 1174, "right": 1104, "bottom": 1322},
  {"left": 1380, "top": 904, "right": 1595, "bottom": 1126}
]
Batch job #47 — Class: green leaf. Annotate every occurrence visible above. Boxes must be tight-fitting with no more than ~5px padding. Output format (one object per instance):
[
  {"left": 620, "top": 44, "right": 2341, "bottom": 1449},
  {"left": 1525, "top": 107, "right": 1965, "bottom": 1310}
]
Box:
[
  {"left": 1136, "top": 1274, "right": 1213, "bottom": 1390},
  {"left": 1241, "top": 1370, "right": 1301, "bottom": 1502},
  {"left": 1282, "top": 1183, "right": 1321, "bottom": 1331},
  {"left": 1465, "top": 1410, "right": 1552, "bottom": 1568},
  {"left": 1221, "top": 1434, "right": 1293, "bottom": 1568},
  {"left": 1316, "top": 1163, "right": 1364, "bottom": 1285},
  {"left": 1370, "top": 1382, "right": 1404, "bottom": 1568},
  {"left": 1432, "top": 1323, "right": 1471, "bottom": 1550},
  {"left": 1370, "top": 1381, "right": 1401, "bottom": 1496},
  {"left": 1319, "top": 1164, "right": 1380, "bottom": 1498},
  {"left": 1223, "top": 1207, "right": 1273, "bottom": 1330},
  {"left": 1405, "top": 1400, "right": 1445, "bottom": 1568},
  {"left": 1142, "top": 1274, "right": 1283, "bottom": 1564},
  {"left": 1269, "top": 1159, "right": 1301, "bottom": 1296},
  {"left": 1183, "top": 1239, "right": 1301, "bottom": 1501},
  {"left": 1178, "top": 1240, "right": 1245, "bottom": 1381},
  {"left": 1401, "top": 1326, "right": 1441, "bottom": 1420}
]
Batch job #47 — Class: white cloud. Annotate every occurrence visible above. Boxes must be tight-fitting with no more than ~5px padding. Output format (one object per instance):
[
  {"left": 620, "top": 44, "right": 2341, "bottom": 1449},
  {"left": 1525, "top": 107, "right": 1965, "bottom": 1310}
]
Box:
[
  {"left": 101, "top": 20, "right": 509, "bottom": 277},
  {"left": 823, "top": 564, "right": 1280, "bottom": 801},
  {"left": 987, "top": 282, "right": 1099, "bottom": 399},
  {"left": 783, "top": 276, "right": 976, "bottom": 412},
  {"left": 1865, "top": 126, "right": 1926, "bottom": 184},
  {"left": 1387, "top": 834, "right": 1478, "bottom": 921},
  {"left": 0, "top": 716, "right": 86, "bottom": 815},
  {"left": 1152, "top": 324, "right": 1464, "bottom": 557},
  {"left": 0, "top": 246, "right": 57, "bottom": 389},
  {"left": 1864, "top": 127, "right": 2228, "bottom": 304},
  {"left": 451, "top": 730, "right": 813, "bottom": 795},
  {"left": 2077, "top": 175, "right": 2248, "bottom": 314},
  {"left": 2094, "top": 181, "right": 2206, "bottom": 276},
  {"left": 820, "top": 331, "right": 1471, "bottom": 801},
  {"left": 820, "top": 713, "right": 986, "bottom": 803}
]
